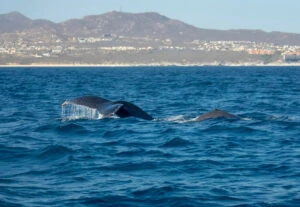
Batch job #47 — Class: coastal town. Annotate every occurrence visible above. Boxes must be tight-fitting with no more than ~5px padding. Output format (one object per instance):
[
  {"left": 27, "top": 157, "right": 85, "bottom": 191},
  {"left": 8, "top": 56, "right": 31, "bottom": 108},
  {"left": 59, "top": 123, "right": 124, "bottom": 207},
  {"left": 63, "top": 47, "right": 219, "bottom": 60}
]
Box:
[{"left": 1, "top": 35, "right": 300, "bottom": 66}]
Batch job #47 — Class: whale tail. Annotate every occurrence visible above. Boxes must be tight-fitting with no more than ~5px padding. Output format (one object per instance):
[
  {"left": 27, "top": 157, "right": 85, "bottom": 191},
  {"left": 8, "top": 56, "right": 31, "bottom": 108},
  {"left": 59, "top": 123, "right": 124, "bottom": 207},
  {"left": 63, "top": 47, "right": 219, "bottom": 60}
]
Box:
[
  {"left": 62, "top": 96, "right": 153, "bottom": 120},
  {"left": 97, "top": 102, "right": 123, "bottom": 118},
  {"left": 114, "top": 101, "right": 153, "bottom": 120}
]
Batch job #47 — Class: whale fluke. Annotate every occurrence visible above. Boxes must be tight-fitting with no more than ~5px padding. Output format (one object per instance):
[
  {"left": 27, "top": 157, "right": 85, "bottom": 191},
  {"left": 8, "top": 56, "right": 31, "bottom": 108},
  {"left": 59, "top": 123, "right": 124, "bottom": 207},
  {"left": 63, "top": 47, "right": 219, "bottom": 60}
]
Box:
[
  {"left": 113, "top": 101, "right": 153, "bottom": 120},
  {"left": 195, "top": 109, "right": 239, "bottom": 121},
  {"left": 63, "top": 96, "right": 110, "bottom": 109},
  {"left": 62, "top": 96, "right": 153, "bottom": 120}
]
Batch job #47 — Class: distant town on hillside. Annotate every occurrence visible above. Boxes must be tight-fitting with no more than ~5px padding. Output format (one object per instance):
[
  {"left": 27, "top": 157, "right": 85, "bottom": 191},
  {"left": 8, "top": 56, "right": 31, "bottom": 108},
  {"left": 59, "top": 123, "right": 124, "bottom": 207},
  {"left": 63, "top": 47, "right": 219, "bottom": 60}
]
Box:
[{"left": 1, "top": 11, "right": 300, "bottom": 66}]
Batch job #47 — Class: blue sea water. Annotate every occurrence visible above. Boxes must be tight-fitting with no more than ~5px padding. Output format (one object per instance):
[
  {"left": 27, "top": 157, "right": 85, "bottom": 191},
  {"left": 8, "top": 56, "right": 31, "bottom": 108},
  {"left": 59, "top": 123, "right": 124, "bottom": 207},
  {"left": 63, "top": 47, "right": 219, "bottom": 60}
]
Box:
[{"left": 0, "top": 66, "right": 299, "bottom": 207}]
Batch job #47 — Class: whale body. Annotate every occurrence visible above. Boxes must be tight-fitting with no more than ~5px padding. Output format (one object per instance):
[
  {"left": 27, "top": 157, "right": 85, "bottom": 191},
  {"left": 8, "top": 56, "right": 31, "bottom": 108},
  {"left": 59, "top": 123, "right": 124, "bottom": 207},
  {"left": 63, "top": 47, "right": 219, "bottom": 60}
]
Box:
[
  {"left": 62, "top": 96, "right": 153, "bottom": 120},
  {"left": 195, "top": 109, "right": 239, "bottom": 121}
]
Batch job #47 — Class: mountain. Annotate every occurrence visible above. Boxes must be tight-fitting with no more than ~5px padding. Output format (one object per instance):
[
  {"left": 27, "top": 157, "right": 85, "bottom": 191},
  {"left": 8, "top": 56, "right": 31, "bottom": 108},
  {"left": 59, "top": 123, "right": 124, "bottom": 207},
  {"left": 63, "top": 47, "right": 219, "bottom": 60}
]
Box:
[
  {"left": 58, "top": 11, "right": 300, "bottom": 45},
  {"left": 1, "top": 11, "right": 300, "bottom": 45},
  {"left": 59, "top": 11, "right": 203, "bottom": 41},
  {"left": 0, "top": 12, "right": 32, "bottom": 33},
  {"left": 0, "top": 11, "right": 57, "bottom": 33}
]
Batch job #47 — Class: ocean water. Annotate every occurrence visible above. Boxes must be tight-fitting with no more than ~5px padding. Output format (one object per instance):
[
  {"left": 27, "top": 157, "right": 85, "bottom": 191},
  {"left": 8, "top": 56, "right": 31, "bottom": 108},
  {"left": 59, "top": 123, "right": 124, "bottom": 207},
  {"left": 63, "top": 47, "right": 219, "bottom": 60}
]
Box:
[{"left": 0, "top": 66, "right": 299, "bottom": 207}]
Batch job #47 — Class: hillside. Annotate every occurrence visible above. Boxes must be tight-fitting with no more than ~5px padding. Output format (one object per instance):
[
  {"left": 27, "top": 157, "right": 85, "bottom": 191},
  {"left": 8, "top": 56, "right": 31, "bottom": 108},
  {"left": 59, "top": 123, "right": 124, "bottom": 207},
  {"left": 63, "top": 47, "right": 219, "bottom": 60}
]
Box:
[{"left": 1, "top": 11, "right": 300, "bottom": 45}]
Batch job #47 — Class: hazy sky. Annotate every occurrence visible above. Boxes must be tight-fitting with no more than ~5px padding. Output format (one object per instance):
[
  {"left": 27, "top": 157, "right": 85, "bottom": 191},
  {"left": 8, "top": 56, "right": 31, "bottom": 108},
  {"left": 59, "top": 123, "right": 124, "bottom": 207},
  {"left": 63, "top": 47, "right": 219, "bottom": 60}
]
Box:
[{"left": 1, "top": 0, "right": 299, "bottom": 33}]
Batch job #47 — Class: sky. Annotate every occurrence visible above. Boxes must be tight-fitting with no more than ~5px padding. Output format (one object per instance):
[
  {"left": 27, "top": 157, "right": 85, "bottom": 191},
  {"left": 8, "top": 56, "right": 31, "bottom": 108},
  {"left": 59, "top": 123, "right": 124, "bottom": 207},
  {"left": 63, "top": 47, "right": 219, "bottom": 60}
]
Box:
[{"left": 1, "top": 0, "right": 299, "bottom": 34}]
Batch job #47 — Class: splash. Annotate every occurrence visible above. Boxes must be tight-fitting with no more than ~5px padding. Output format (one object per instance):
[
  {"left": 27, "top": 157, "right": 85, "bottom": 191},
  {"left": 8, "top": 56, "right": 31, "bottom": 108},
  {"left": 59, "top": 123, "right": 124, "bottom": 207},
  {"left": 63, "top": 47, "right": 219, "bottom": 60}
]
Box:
[
  {"left": 161, "top": 115, "right": 196, "bottom": 123},
  {"left": 61, "top": 102, "right": 103, "bottom": 121}
]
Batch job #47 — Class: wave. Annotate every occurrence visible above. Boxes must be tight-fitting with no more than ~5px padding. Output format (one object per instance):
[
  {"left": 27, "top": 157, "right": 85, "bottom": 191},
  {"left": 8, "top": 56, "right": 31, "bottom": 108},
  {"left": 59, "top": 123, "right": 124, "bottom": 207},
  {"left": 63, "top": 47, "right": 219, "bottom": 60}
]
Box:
[
  {"left": 201, "top": 125, "right": 257, "bottom": 134},
  {"left": 37, "top": 145, "right": 73, "bottom": 160},
  {"left": 69, "top": 195, "right": 203, "bottom": 207},
  {"left": 56, "top": 123, "right": 89, "bottom": 134},
  {"left": 34, "top": 123, "right": 58, "bottom": 132},
  {"left": 101, "top": 161, "right": 159, "bottom": 172},
  {"left": 0, "top": 144, "right": 32, "bottom": 161},
  {"left": 0, "top": 200, "right": 23, "bottom": 207},
  {"left": 132, "top": 185, "right": 177, "bottom": 198},
  {"left": 115, "top": 149, "right": 172, "bottom": 158},
  {"left": 161, "top": 137, "right": 193, "bottom": 148}
]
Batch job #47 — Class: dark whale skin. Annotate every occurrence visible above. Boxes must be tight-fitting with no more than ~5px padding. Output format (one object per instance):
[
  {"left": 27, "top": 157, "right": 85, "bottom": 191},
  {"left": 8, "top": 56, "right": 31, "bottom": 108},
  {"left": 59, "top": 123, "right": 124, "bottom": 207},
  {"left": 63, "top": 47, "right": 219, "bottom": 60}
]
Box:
[
  {"left": 195, "top": 109, "right": 239, "bottom": 121},
  {"left": 63, "top": 96, "right": 153, "bottom": 120}
]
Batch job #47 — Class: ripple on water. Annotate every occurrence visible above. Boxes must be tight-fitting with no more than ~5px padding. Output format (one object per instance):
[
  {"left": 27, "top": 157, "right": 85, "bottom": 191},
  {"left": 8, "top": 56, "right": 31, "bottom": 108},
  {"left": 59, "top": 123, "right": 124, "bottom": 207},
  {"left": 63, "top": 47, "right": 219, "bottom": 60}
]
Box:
[
  {"left": 37, "top": 145, "right": 73, "bottom": 161},
  {"left": 1, "top": 66, "right": 299, "bottom": 207},
  {"left": 161, "top": 137, "right": 193, "bottom": 148},
  {"left": 56, "top": 123, "right": 89, "bottom": 134},
  {"left": 102, "top": 161, "right": 159, "bottom": 172}
]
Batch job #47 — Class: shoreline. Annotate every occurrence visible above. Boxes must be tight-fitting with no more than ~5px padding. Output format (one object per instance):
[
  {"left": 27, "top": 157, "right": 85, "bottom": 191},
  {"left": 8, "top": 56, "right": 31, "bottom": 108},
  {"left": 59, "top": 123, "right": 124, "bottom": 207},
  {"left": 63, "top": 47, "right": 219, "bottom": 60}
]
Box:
[{"left": 1, "top": 62, "right": 300, "bottom": 68}]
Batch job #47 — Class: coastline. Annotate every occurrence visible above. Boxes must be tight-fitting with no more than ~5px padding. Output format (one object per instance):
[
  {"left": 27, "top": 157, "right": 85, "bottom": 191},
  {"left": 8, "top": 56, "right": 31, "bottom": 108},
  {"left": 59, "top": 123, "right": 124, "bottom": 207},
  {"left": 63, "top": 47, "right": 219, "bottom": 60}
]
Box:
[{"left": 1, "top": 62, "right": 300, "bottom": 68}]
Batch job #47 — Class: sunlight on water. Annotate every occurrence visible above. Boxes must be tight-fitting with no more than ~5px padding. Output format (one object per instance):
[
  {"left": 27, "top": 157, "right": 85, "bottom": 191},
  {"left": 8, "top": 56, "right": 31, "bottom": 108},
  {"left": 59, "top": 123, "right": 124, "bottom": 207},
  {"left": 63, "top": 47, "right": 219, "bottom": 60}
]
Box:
[{"left": 61, "top": 102, "right": 102, "bottom": 120}]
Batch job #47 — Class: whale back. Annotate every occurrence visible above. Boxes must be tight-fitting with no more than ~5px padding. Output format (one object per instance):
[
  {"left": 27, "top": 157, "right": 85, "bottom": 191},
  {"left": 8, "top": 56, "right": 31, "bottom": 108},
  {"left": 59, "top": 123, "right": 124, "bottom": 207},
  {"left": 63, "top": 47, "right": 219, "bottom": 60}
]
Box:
[{"left": 196, "top": 109, "right": 239, "bottom": 121}]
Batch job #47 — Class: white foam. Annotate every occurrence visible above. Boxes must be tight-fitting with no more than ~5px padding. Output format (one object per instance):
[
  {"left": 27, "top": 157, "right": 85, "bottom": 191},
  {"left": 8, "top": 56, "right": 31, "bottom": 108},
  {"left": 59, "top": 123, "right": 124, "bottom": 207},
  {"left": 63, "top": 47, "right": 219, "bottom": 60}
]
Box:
[{"left": 162, "top": 115, "right": 195, "bottom": 123}]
